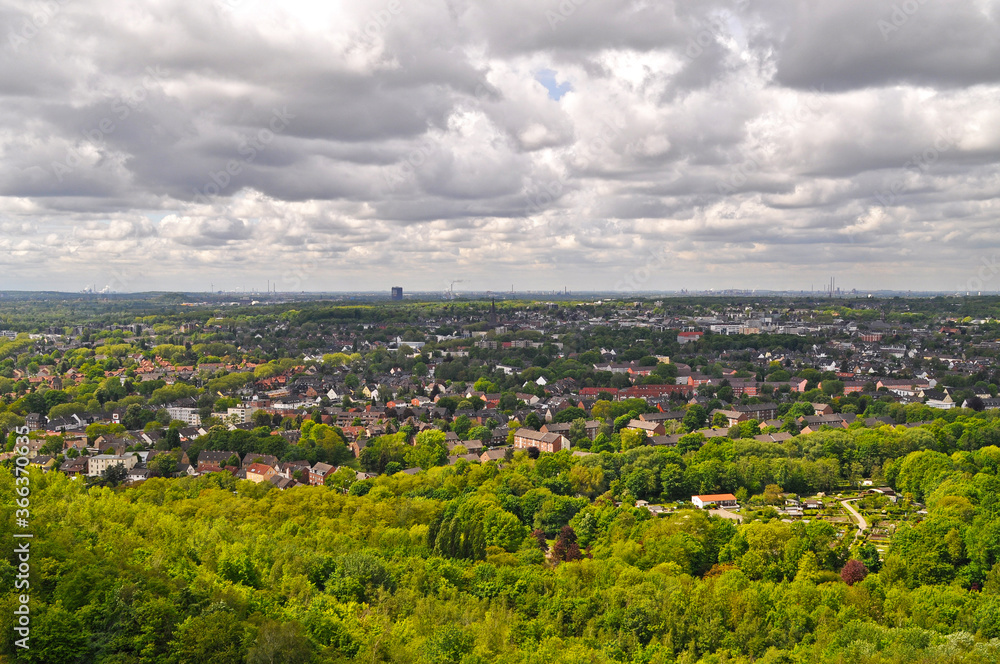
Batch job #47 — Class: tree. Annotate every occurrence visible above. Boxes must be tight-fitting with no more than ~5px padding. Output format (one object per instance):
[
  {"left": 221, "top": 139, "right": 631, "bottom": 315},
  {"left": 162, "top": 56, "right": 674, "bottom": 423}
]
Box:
[
  {"left": 551, "top": 525, "right": 582, "bottom": 562},
  {"left": 532, "top": 528, "right": 549, "bottom": 551},
  {"left": 423, "top": 625, "right": 475, "bottom": 664},
  {"left": 21, "top": 602, "right": 90, "bottom": 664},
  {"left": 161, "top": 427, "right": 181, "bottom": 450},
  {"left": 857, "top": 542, "right": 882, "bottom": 573},
  {"left": 102, "top": 463, "right": 128, "bottom": 487},
  {"left": 683, "top": 405, "right": 707, "bottom": 432},
  {"left": 620, "top": 428, "right": 647, "bottom": 451},
  {"left": 326, "top": 466, "right": 357, "bottom": 492},
  {"left": 121, "top": 403, "right": 153, "bottom": 430},
  {"left": 840, "top": 559, "right": 868, "bottom": 586},
  {"left": 246, "top": 620, "right": 312, "bottom": 664},
  {"left": 171, "top": 610, "right": 247, "bottom": 664},
  {"left": 406, "top": 430, "right": 448, "bottom": 470},
  {"left": 148, "top": 453, "right": 178, "bottom": 477},
  {"left": 524, "top": 412, "right": 543, "bottom": 430},
  {"left": 452, "top": 414, "right": 472, "bottom": 438},
  {"left": 466, "top": 426, "right": 490, "bottom": 444},
  {"left": 553, "top": 407, "right": 587, "bottom": 423},
  {"left": 822, "top": 379, "right": 845, "bottom": 397},
  {"left": 568, "top": 418, "right": 588, "bottom": 444},
  {"left": 762, "top": 484, "right": 784, "bottom": 505}
]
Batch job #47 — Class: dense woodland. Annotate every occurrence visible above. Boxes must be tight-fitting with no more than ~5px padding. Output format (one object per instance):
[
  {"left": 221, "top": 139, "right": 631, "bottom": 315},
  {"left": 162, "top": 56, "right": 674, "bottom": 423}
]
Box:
[{"left": 4, "top": 419, "right": 1000, "bottom": 663}]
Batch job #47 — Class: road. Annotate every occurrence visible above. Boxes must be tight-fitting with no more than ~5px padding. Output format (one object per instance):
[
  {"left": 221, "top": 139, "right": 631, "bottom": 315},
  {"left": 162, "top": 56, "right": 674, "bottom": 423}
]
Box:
[
  {"left": 840, "top": 499, "right": 868, "bottom": 542},
  {"left": 709, "top": 508, "right": 742, "bottom": 523}
]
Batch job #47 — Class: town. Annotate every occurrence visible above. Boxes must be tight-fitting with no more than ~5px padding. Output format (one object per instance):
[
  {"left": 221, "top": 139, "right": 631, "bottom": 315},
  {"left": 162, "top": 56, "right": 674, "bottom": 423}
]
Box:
[
  {"left": 4, "top": 292, "right": 1000, "bottom": 662},
  {"left": 3, "top": 295, "right": 996, "bottom": 498}
]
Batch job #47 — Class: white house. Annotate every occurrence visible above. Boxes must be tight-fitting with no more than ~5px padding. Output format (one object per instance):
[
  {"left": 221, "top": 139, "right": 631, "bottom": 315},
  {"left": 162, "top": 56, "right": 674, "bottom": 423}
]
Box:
[
  {"left": 691, "top": 494, "right": 738, "bottom": 509},
  {"left": 88, "top": 454, "right": 138, "bottom": 477}
]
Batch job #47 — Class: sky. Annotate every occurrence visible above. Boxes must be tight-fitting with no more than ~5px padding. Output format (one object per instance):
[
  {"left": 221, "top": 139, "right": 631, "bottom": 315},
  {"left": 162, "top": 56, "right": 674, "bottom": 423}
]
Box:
[{"left": 2, "top": 0, "right": 999, "bottom": 295}]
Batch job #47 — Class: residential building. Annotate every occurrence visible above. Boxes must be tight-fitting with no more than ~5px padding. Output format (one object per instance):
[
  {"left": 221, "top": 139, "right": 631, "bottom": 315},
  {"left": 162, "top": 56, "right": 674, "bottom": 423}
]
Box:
[
  {"left": 691, "top": 493, "right": 738, "bottom": 509},
  {"left": 88, "top": 454, "right": 138, "bottom": 476},
  {"left": 512, "top": 428, "right": 568, "bottom": 454}
]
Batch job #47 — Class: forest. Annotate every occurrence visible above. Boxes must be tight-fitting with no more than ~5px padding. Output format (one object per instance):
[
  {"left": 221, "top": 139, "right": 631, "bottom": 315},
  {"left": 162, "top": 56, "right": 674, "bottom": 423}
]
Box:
[{"left": 3, "top": 420, "right": 1000, "bottom": 664}]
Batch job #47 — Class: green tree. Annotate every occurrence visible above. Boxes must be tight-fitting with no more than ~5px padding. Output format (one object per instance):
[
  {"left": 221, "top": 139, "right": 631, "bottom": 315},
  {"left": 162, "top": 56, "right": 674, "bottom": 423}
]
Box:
[
  {"left": 246, "top": 621, "right": 312, "bottom": 664},
  {"left": 21, "top": 602, "right": 90, "bottom": 664},
  {"left": 620, "top": 428, "right": 647, "bottom": 451},
  {"left": 524, "top": 412, "right": 543, "bottom": 430},
  {"left": 406, "top": 430, "right": 448, "bottom": 470},
  {"left": 170, "top": 610, "right": 247, "bottom": 664},
  {"left": 102, "top": 463, "right": 128, "bottom": 486},
  {"left": 683, "top": 405, "right": 707, "bottom": 432}
]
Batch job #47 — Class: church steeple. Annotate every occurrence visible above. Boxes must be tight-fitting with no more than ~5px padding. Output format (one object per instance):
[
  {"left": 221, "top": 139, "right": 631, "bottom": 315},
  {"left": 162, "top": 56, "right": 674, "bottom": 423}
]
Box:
[{"left": 488, "top": 298, "right": 498, "bottom": 326}]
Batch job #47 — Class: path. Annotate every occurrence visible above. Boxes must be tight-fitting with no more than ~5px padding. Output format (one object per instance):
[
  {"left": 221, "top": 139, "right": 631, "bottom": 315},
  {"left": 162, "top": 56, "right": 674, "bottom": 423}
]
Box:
[{"left": 840, "top": 498, "right": 868, "bottom": 542}]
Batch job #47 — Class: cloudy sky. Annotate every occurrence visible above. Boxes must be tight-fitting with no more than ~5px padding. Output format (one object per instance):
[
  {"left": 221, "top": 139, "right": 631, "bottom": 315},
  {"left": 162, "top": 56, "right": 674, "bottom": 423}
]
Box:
[{"left": 2, "top": 0, "right": 999, "bottom": 294}]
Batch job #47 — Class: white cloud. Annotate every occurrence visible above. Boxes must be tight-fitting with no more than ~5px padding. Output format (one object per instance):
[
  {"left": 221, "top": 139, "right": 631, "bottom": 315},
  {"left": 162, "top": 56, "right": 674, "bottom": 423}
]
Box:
[{"left": 0, "top": 0, "right": 999, "bottom": 291}]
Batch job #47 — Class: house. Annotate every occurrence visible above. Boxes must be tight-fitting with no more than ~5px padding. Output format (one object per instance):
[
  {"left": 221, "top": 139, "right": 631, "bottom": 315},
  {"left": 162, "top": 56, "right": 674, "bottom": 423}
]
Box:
[
  {"left": 691, "top": 494, "right": 738, "bottom": 509},
  {"left": 25, "top": 413, "right": 45, "bottom": 431},
  {"left": 242, "top": 454, "right": 280, "bottom": 469},
  {"left": 166, "top": 406, "right": 201, "bottom": 426},
  {"left": 87, "top": 454, "right": 138, "bottom": 476},
  {"left": 127, "top": 467, "right": 153, "bottom": 482},
  {"left": 178, "top": 426, "right": 206, "bottom": 441},
  {"left": 309, "top": 462, "right": 335, "bottom": 486},
  {"left": 512, "top": 428, "right": 568, "bottom": 454},
  {"left": 479, "top": 449, "right": 508, "bottom": 463},
  {"left": 753, "top": 432, "right": 794, "bottom": 443},
  {"left": 447, "top": 453, "right": 482, "bottom": 465},
  {"left": 798, "top": 414, "right": 855, "bottom": 433},
  {"left": 677, "top": 331, "right": 703, "bottom": 345},
  {"left": 197, "top": 450, "right": 240, "bottom": 470},
  {"left": 246, "top": 463, "right": 278, "bottom": 484},
  {"left": 350, "top": 437, "right": 368, "bottom": 458},
  {"left": 29, "top": 455, "right": 55, "bottom": 472},
  {"left": 713, "top": 409, "right": 744, "bottom": 427},
  {"left": 734, "top": 403, "right": 779, "bottom": 421},
  {"left": 60, "top": 457, "right": 88, "bottom": 477},
  {"left": 625, "top": 419, "right": 665, "bottom": 436},
  {"left": 640, "top": 411, "right": 686, "bottom": 423},
  {"left": 269, "top": 475, "right": 296, "bottom": 490},
  {"left": 280, "top": 460, "right": 312, "bottom": 480},
  {"left": 540, "top": 422, "right": 572, "bottom": 436}
]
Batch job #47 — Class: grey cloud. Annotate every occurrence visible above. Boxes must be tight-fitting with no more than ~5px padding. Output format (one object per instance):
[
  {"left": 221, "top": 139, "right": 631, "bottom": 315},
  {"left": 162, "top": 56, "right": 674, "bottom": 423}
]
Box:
[{"left": 0, "top": 0, "right": 998, "bottom": 291}]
